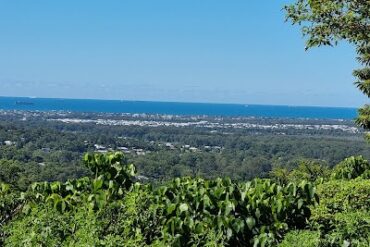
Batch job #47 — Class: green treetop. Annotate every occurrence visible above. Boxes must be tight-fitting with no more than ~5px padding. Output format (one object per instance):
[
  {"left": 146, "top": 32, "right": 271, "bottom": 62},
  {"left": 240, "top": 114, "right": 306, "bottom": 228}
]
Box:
[{"left": 285, "top": 0, "right": 370, "bottom": 138}]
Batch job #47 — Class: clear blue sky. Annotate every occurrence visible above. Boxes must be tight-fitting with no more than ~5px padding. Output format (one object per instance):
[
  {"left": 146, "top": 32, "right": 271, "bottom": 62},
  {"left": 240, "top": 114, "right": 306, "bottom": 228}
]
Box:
[{"left": 0, "top": 0, "right": 365, "bottom": 107}]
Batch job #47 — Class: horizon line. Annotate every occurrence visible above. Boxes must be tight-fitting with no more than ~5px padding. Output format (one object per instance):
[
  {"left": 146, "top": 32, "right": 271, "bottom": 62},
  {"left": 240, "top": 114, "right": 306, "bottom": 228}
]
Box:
[{"left": 0, "top": 95, "right": 359, "bottom": 110}]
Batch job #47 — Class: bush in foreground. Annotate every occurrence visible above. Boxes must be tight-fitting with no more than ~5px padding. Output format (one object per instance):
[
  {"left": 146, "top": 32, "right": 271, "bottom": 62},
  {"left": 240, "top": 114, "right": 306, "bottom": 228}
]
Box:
[{"left": 1, "top": 152, "right": 370, "bottom": 246}]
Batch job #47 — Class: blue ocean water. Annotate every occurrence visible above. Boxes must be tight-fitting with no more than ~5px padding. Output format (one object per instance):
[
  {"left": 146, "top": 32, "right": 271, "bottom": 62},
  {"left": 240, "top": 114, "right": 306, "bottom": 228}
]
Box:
[{"left": 0, "top": 96, "right": 357, "bottom": 119}]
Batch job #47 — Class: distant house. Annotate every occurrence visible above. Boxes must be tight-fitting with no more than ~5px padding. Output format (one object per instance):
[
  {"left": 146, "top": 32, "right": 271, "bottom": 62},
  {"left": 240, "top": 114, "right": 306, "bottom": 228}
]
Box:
[
  {"left": 4, "top": 141, "right": 15, "bottom": 146},
  {"left": 41, "top": 148, "right": 51, "bottom": 153},
  {"left": 136, "top": 175, "right": 149, "bottom": 181},
  {"left": 117, "top": 146, "right": 129, "bottom": 151},
  {"left": 136, "top": 151, "right": 146, "bottom": 156},
  {"left": 94, "top": 144, "right": 108, "bottom": 153},
  {"left": 94, "top": 144, "right": 106, "bottom": 150},
  {"left": 165, "top": 143, "right": 175, "bottom": 149},
  {"left": 212, "top": 146, "right": 223, "bottom": 150}
]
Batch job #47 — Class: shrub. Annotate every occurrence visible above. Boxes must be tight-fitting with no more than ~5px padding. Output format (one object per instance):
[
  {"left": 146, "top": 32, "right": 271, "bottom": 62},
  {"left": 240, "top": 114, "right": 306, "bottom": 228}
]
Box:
[
  {"left": 320, "top": 211, "right": 370, "bottom": 247},
  {"left": 270, "top": 160, "right": 330, "bottom": 185},
  {"left": 311, "top": 178, "right": 370, "bottom": 225},
  {"left": 1, "top": 153, "right": 320, "bottom": 246},
  {"left": 31, "top": 152, "right": 137, "bottom": 212},
  {"left": 0, "top": 184, "right": 24, "bottom": 245},
  {"left": 150, "top": 177, "right": 318, "bottom": 246},
  {"left": 4, "top": 205, "right": 101, "bottom": 247},
  {"left": 278, "top": 230, "right": 320, "bottom": 247},
  {"left": 331, "top": 156, "right": 370, "bottom": 180},
  {"left": 309, "top": 179, "right": 370, "bottom": 247}
]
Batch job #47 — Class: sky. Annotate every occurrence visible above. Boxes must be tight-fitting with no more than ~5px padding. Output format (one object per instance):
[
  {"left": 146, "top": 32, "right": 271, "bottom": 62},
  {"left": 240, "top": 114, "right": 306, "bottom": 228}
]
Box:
[{"left": 0, "top": 1, "right": 366, "bottom": 107}]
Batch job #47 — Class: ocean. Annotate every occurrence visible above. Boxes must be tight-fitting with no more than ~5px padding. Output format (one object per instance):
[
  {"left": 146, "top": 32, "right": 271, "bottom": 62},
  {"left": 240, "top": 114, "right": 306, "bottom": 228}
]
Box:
[{"left": 0, "top": 96, "right": 357, "bottom": 119}]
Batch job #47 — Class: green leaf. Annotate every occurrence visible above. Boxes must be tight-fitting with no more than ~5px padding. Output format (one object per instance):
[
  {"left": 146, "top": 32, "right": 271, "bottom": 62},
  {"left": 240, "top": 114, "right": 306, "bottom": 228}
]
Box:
[
  {"left": 297, "top": 199, "right": 304, "bottom": 209},
  {"left": 255, "top": 208, "right": 261, "bottom": 219},
  {"left": 224, "top": 200, "right": 234, "bottom": 215},
  {"left": 93, "top": 179, "right": 103, "bottom": 191},
  {"left": 227, "top": 228, "right": 233, "bottom": 239},
  {"left": 232, "top": 219, "right": 245, "bottom": 233},
  {"left": 195, "top": 223, "right": 204, "bottom": 234},
  {"left": 246, "top": 217, "right": 256, "bottom": 230},
  {"left": 277, "top": 199, "right": 283, "bottom": 213},
  {"left": 166, "top": 203, "right": 176, "bottom": 214},
  {"left": 179, "top": 203, "right": 189, "bottom": 212}
]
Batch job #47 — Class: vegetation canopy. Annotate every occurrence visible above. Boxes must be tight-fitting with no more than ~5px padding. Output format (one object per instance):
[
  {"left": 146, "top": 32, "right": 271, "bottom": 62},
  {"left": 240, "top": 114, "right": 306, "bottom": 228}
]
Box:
[
  {"left": 285, "top": 0, "right": 370, "bottom": 138},
  {"left": 0, "top": 152, "right": 369, "bottom": 246}
]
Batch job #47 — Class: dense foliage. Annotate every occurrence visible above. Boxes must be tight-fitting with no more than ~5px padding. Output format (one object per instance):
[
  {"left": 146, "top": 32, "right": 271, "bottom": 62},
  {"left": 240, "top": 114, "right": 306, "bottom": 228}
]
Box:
[
  {"left": 276, "top": 156, "right": 370, "bottom": 246},
  {"left": 0, "top": 152, "right": 369, "bottom": 246}
]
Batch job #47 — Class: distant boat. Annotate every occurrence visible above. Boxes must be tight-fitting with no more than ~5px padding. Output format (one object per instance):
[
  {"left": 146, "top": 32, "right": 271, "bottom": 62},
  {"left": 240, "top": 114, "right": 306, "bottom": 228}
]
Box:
[{"left": 15, "top": 101, "right": 35, "bottom": 106}]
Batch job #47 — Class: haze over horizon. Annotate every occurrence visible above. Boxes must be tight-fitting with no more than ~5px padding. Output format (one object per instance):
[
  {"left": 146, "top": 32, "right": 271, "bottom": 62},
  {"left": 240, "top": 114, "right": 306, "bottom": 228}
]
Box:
[{"left": 0, "top": 1, "right": 366, "bottom": 108}]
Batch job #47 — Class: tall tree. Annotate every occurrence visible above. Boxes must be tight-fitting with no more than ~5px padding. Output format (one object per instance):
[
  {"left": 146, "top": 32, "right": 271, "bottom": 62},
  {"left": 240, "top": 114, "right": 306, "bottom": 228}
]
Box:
[{"left": 285, "top": 0, "right": 370, "bottom": 139}]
